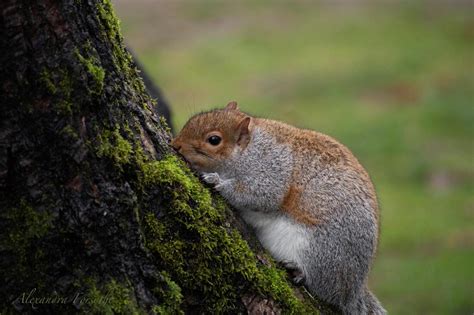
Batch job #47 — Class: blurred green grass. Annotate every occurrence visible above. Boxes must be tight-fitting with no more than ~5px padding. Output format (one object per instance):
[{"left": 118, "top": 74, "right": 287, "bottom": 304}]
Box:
[{"left": 115, "top": 1, "right": 473, "bottom": 313}]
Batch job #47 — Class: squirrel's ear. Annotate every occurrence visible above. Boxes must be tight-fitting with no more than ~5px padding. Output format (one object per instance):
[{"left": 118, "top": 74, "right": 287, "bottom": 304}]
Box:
[
  {"left": 225, "top": 101, "right": 239, "bottom": 111},
  {"left": 237, "top": 117, "right": 251, "bottom": 148}
]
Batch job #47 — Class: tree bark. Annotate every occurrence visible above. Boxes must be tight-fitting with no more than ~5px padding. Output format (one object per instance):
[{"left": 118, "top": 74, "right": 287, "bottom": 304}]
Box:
[
  {"left": 128, "top": 48, "right": 174, "bottom": 134},
  {"left": 0, "top": 1, "right": 325, "bottom": 314}
]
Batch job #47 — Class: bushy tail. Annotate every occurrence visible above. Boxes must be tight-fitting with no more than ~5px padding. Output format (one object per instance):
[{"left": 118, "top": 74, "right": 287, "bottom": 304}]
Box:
[{"left": 340, "top": 288, "right": 386, "bottom": 315}]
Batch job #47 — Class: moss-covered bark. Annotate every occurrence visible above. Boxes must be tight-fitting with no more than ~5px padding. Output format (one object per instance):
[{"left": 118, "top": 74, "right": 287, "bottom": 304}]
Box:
[{"left": 0, "top": 1, "right": 326, "bottom": 314}]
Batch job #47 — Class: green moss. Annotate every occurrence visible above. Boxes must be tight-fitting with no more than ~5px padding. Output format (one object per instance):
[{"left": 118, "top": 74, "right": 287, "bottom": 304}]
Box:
[
  {"left": 56, "top": 69, "right": 74, "bottom": 114},
  {"left": 40, "top": 69, "right": 57, "bottom": 95},
  {"left": 38, "top": 68, "right": 73, "bottom": 115},
  {"left": 1, "top": 200, "right": 52, "bottom": 273},
  {"left": 56, "top": 100, "right": 73, "bottom": 115},
  {"left": 151, "top": 272, "right": 184, "bottom": 315},
  {"left": 81, "top": 274, "right": 183, "bottom": 315},
  {"left": 158, "top": 116, "right": 172, "bottom": 134},
  {"left": 83, "top": 278, "right": 143, "bottom": 315},
  {"left": 95, "top": 0, "right": 147, "bottom": 98},
  {"left": 96, "top": 0, "right": 121, "bottom": 44},
  {"left": 1, "top": 307, "right": 18, "bottom": 315},
  {"left": 61, "top": 125, "right": 79, "bottom": 141},
  {"left": 75, "top": 49, "right": 105, "bottom": 95},
  {"left": 140, "top": 155, "right": 317, "bottom": 314},
  {"left": 96, "top": 126, "right": 133, "bottom": 169},
  {"left": 96, "top": 0, "right": 130, "bottom": 71}
]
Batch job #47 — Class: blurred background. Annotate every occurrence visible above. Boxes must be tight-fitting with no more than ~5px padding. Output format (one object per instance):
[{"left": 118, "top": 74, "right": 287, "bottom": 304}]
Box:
[{"left": 114, "top": 1, "right": 473, "bottom": 313}]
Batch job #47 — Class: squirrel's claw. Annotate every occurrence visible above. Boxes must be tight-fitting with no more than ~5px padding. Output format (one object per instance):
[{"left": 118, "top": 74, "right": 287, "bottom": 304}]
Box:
[
  {"left": 201, "top": 172, "right": 220, "bottom": 185},
  {"left": 291, "top": 272, "right": 305, "bottom": 285},
  {"left": 202, "top": 172, "right": 235, "bottom": 191},
  {"left": 281, "top": 260, "right": 305, "bottom": 285}
]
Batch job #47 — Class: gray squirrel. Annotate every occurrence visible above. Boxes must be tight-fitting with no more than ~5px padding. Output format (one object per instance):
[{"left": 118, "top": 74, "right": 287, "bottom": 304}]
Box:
[{"left": 172, "top": 102, "right": 386, "bottom": 314}]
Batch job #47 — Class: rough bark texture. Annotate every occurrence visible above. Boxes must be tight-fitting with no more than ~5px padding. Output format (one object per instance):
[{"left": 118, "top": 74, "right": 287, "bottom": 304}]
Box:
[
  {"left": 128, "top": 48, "right": 174, "bottom": 134},
  {"left": 0, "top": 1, "right": 327, "bottom": 314}
]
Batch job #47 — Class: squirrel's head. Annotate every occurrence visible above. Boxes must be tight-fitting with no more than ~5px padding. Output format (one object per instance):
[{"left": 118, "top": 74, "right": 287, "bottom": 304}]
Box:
[{"left": 171, "top": 101, "right": 251, "bottom": 172}]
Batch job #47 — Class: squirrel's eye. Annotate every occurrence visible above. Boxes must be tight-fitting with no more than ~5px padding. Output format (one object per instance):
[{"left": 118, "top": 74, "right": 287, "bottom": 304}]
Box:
[{"left": 207, "top": 135, "right": 221, "bottom": 146}]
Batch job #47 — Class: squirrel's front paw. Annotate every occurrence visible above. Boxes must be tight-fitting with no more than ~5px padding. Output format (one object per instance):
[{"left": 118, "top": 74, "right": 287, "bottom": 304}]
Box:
[{"left": 201, "top": 172, "right": 221, "bottom": 185}]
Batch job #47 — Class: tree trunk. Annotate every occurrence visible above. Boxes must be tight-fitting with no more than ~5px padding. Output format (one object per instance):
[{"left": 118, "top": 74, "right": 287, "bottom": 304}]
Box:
[{"left": 0, "top": 1, "right": 325, "bottom": 314}]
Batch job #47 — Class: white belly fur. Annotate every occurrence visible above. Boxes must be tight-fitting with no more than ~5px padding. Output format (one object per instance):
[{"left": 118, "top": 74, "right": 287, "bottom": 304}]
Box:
[{"left": 240, "top": 210, "right": 309, "bottom": 266}]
